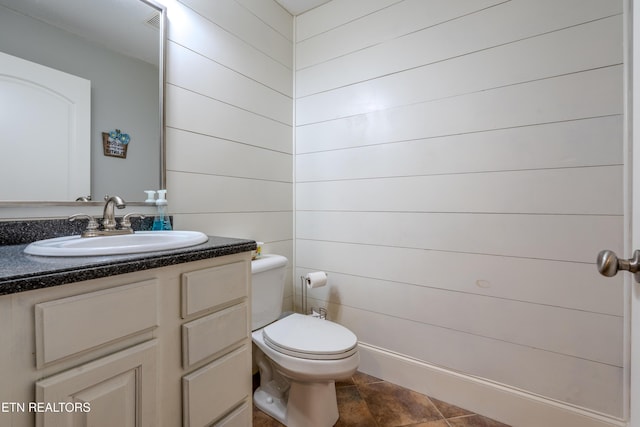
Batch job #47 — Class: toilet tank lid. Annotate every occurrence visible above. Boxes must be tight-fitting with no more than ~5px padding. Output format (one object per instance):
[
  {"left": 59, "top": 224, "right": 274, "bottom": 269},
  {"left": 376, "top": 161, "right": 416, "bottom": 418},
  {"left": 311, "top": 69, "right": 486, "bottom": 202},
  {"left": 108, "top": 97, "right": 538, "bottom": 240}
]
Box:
[{"left": 251, "top": 254, "right": 288, "bottom": 274}]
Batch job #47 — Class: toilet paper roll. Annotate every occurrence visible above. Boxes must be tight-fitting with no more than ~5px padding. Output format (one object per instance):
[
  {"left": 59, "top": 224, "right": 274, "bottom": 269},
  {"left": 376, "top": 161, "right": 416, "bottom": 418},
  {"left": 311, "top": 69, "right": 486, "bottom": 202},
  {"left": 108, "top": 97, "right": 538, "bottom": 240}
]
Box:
[{"left": 305, "top": 271, "right": 327, "bottom": 289}]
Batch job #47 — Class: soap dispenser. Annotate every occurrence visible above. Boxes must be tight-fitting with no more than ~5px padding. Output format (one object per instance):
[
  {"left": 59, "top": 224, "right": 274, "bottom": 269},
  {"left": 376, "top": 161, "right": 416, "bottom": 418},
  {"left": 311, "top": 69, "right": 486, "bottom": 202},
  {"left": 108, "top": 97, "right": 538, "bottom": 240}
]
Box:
[
  {"left": 144, "top": 190, "right": 156, "bottom": 203},
  {"left": 152, "top": 189, "right": 172, "bottom": 231}
]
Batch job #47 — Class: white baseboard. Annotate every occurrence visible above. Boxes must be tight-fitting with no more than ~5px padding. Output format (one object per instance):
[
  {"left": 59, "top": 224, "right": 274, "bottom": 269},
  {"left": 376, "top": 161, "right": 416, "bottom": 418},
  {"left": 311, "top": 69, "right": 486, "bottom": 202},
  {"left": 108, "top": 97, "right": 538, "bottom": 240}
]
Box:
[{"left": 357, "top": 343, "right": 626, "bottom": 427}]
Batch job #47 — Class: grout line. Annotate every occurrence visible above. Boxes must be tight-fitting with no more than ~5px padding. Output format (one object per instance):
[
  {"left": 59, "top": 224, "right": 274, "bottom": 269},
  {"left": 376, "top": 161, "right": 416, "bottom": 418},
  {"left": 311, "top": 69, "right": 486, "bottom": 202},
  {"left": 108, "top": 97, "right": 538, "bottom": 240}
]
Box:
[
  {"left": 426, "top": 395, "right": 451, "bottom": 425},
  {"left": 444, "top": 414, "right": 477, "bottom": 426},
  {"left": 350, "top": 372, "right": 389, "bottom": 426},
  {"left": 352, "top": 380, "right": 380, "bottom": 427}
]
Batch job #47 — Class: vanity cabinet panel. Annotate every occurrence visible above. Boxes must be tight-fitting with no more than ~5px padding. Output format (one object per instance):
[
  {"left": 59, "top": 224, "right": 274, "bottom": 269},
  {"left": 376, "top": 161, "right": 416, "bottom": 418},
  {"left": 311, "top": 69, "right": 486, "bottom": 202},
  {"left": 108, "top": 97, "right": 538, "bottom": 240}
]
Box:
[
  {"left": 35, "top": 279, "right": 158, "bottom": 368},
  {"left": 35, "top": 340, "right": 157, "bottom": 427},
  {"left": 182, "top": 302, "right": 248, "bottom": 369},
  {"left": 179, "top": 256, "right": 252, "bottom": 426},
  {"left": 0, "top": 251, "right": 252, "bottom": 427},
  {"left": 182, "top": 346, "right": 251, "bottom": 427},
  {"left": 212, "top": 401, "right": 251, "bottom": 427},
  {"left": 181, "top": 261, "right": 249, "bottom": 318}
]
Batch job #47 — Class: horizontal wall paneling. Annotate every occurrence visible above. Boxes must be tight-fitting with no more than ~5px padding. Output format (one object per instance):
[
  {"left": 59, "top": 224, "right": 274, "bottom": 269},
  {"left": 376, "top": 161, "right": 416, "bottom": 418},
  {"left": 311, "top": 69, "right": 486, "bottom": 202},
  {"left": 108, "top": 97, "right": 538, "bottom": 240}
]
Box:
[
  {"left": 166, "top": 85, "right": 291, "bottom": 154},
  {"left": 235, "top": 0, "right": 294, "bottom": 41},
  {"left": 296, "top": 15, "right": 622, "bottom": 125},
  {"left": 338, "top": 303, "right": 623, "bottom": 417},
  {"left": 297, "top": 267, "right": 622, "bottom": 366},
  {"left": 169, "top": 172, "right": 291, "bottom": 213},
  {"left": 295, "top": 240, "right": 623, "bottom": 316},
  {"left": 296, "top": 0, "right": 622, "bottom": 96},
  {"left": 166, "top": 128, "right": 292, "bottom": 183},
  {"left": 296, "top": 211, "right": 622, "bottom": 263},
  {"left": 296, "top": 0, "right": 507, "bottom": 70},
  {"left": 167, "top": 42, "right": 292, "bottom": 126},
  {"left": 296, "top": 166, "right": 622, "bottom": 215},
  {"left": 297, "top": 65, "right": 622, "bottom": 153},
  {"left": 295, "top": 0, "right": 402, "bottom": 42},
  {"left": 168, "top": 3, "right": 291, "bottom": 96},
  {"left": 179, "top": 0, "right": 292, "bottom": 68},
  {"left": 175, "top": 212, "right": 293, "bottom": 242},
  {"left": 296, "top": 117, "right": 622, "bottom": 181}
]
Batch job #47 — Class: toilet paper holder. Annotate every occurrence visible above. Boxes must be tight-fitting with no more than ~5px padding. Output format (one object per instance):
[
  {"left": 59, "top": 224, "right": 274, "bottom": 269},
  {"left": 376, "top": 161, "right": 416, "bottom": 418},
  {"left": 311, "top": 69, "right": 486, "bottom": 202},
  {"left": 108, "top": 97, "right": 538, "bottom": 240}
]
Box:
[
  {"left": 300, "top": 272, "right": 328, "bottom": 319},
  {"left": 311, "top": 307, "right": 327, "bottom": 320}
]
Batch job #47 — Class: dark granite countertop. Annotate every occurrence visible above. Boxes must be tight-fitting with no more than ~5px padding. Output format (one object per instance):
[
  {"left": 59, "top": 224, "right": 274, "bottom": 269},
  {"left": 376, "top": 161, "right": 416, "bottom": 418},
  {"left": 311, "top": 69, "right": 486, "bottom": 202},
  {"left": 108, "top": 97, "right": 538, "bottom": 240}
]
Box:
[{"left": 0, "top": 220, "right": 256, "bottom": 296}]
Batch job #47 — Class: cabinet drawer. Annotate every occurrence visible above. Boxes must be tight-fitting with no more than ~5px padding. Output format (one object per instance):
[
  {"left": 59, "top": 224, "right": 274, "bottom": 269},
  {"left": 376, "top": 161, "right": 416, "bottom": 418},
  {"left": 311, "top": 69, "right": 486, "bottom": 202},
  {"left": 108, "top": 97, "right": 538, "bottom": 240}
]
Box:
[
  {"left": 182, "top": 303, "right": 248, "bottom": 369},
  {"left": 182, "top": 346, "right": 251, "bottom": 427},
  {"left": 181, "top": 261, "right": 248, "bottom": 318},
  {"left": 212, "top": 401, "right": 251, "bottom": 427},
  {"left": 35, "top": 280, "right": 158, "bottom": 368}
]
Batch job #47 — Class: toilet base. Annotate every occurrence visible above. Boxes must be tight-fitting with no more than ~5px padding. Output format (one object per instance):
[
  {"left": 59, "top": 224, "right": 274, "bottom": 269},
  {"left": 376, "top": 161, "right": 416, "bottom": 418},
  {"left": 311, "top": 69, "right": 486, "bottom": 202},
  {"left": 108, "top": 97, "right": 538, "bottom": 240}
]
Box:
[
  {"left": 254, "top": 380, "right": 339, "bottom": 427},
  {"left": 254, "top": 388, "right": 287, "bottom": 424},
  {"left": 251, "top": 322, "right": 359, "bottom": 427}
]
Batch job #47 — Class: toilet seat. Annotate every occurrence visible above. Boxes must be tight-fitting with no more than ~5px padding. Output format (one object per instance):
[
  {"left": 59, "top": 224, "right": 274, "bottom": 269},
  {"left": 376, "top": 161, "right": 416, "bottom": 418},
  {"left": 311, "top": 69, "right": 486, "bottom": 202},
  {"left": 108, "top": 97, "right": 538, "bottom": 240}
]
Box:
[{"left": 262, "top": 313, "right": 357, "bottom": 360}]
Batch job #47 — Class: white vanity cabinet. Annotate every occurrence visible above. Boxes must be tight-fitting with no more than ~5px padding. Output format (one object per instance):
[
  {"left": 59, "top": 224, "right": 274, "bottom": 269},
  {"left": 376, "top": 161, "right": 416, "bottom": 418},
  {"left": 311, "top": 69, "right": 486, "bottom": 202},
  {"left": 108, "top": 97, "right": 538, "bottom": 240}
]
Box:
[
  {"left": 180, "top": 261, "right": 252, "bottom": 427},
  {"left": 33, "top": 279, "right": 160, "bottom": 427},
  {"left": 0, "top": 251, "right": 252, "bottom": 427}
]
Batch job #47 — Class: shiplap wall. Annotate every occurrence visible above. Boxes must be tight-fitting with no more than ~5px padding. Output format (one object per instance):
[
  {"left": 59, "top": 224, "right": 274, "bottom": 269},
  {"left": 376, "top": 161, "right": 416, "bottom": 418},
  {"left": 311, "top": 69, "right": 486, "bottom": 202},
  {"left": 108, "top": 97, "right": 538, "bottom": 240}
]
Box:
[
  {"left": 295, "top": 0, "right": 625, "bottom": 418},
  {"left": 164, "top": 0, "right": 294, "bottom": 309}
]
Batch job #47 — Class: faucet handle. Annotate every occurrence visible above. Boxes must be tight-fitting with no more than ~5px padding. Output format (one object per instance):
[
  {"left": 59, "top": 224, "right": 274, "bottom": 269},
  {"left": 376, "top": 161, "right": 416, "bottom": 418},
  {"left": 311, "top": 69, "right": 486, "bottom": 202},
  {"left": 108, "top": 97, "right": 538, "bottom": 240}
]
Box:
[
  {"left": 121, "top": 213, "right": 146, "bottom": 231},
  {"left": 69, "top": 214, "right": 100, "bottom": 237},
  {"left": 69, "top": 213, "right": 99, "bottom": 228}
]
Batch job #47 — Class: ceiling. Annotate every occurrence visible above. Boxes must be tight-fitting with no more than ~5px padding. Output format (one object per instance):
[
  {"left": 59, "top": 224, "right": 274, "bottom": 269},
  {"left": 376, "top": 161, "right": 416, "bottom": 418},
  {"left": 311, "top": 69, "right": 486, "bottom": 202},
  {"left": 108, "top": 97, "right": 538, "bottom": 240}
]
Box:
[{"left": 275, "top": 0, "right": 332, "bottom": 15}]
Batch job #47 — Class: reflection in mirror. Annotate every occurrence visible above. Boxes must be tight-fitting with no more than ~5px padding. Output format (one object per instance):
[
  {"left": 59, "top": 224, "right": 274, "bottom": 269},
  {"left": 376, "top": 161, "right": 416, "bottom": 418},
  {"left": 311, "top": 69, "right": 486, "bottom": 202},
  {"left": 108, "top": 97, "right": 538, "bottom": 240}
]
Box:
[{"left": 0, "top": 0, "right": 164, "bottom": 204}]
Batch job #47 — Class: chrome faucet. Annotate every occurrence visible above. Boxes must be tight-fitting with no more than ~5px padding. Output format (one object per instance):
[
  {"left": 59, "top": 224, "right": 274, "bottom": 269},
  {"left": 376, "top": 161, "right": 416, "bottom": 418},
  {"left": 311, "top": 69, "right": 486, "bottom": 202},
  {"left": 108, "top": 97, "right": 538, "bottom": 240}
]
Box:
[
  {"left": 69, "top": 195, "right": 146, "bottom": 237},
  {"left": 102, "top": 195, "right": 126, "bottom": 231}
]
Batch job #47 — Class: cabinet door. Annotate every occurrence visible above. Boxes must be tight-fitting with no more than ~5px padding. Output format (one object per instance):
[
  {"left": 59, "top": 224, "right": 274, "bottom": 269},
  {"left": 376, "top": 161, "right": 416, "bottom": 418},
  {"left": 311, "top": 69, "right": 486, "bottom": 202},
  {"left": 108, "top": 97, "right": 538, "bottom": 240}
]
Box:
[{"left": 35, "top": 340, "right": 157, "bottom": 427}]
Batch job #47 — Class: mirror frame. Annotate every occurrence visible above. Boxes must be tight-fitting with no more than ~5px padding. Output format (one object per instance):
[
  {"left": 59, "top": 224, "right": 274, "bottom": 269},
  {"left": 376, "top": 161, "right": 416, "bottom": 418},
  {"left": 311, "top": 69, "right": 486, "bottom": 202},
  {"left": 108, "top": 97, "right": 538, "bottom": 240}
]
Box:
[{"left": 0, "top": 0, "right": 166, "bottom": 208}]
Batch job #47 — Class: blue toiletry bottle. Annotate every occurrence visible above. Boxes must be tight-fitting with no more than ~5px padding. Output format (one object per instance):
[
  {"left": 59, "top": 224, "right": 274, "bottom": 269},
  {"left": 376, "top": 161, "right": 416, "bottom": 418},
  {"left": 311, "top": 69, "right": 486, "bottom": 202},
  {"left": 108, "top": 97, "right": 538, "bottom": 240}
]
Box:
[{"left": 152, "top": 189, "right": 172, "bottom": 230}]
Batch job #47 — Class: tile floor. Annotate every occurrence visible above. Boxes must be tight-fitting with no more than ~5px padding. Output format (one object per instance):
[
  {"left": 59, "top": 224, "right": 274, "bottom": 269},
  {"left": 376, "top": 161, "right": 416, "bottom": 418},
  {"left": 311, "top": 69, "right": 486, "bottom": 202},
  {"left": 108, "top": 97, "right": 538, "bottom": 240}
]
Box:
[{"left": 253, "top": 371, "right": 511, "bottom": 427}]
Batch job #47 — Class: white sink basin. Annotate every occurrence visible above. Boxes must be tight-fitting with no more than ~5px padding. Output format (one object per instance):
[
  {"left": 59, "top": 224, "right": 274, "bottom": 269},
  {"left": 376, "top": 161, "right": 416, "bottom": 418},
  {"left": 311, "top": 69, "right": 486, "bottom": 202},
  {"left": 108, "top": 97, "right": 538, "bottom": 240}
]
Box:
[{"left": 24, "top": 231, "right": 209, "bottom": 257}]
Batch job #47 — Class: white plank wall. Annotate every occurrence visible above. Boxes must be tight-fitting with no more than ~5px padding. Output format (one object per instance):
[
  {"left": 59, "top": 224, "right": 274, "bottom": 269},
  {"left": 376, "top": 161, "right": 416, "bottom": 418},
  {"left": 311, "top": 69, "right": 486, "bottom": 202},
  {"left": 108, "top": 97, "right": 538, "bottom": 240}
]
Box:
[
  {"left": 164, "top": 0, "right": 294, "bottom": 309},
  {"left": 294, "top": 0, "right": 625, "bottom": 419}
]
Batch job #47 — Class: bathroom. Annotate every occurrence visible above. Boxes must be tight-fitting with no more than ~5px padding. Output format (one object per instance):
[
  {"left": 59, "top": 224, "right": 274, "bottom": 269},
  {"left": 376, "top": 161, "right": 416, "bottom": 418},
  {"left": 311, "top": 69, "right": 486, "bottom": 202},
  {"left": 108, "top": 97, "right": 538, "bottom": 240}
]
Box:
[{"left": 0, "top": 0, "right": 636, "bottom": 426}]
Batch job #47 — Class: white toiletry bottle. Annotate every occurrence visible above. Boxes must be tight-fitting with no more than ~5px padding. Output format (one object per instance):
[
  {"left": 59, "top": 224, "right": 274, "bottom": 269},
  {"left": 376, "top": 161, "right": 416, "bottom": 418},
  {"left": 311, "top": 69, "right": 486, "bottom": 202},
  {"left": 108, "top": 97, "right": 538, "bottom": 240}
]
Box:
[
  {"left": 152, "top": 189, "right": 172, "bottom": 230},
  {"left": 144, "top": 190, "right": 156, "bottom": 203}
]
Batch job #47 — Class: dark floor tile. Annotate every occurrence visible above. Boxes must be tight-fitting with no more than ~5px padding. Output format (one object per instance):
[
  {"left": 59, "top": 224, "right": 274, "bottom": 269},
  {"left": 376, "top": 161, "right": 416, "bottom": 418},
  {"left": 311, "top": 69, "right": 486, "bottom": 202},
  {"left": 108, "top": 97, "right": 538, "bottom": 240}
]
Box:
[
  {"left": 335, "top": 385, "right": 378, "bottom": 427},
  {"left": 336, "top": 376, "right": 356, "bottom": 388},
  {"left": 352, "top": 371, "right": 383, "bottom": 386},
  {"left": 404, "top": 421, "right": 450, "bottom": 427},
  {"left": 252, "top": 370, "right": 510, "bottom": 427},
  {"left": 447, "top": 414, "right": 511, "bottom": 427},
  {"left": 429, "top": 397, "right": 474, "bottom": 419},
  {"left": 337, "top": 370, "right": 382, "bottom": 388},
  {"left": 357, "top": 381, "right": 443, "bottom": 426},
  {"left": 252, "top": 404, "right": 285, "bottom": 427}
]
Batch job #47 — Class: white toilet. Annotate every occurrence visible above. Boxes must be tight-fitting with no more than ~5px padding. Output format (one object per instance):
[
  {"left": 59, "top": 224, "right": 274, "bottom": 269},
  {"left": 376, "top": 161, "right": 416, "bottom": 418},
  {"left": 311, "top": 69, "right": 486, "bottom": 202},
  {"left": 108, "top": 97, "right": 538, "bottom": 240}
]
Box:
[{"left": 251, "top": 254, "right": 360, "bottom": 427}]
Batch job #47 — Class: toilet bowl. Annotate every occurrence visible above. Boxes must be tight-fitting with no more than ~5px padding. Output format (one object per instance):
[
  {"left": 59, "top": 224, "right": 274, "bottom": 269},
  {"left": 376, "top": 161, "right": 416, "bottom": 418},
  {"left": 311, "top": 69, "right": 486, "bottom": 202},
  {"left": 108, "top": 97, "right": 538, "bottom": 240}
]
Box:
[{"left": 251, "top": 255, "right": 360, "bottom": 427}]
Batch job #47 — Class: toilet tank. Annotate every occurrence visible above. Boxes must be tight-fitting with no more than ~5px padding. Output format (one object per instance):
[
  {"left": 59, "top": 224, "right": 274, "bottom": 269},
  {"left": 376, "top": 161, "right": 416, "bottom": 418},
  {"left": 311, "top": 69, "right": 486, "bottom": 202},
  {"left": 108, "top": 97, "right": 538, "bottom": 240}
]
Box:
[{"left": 251, "top": 254, "right": 288, "bottom": 331}]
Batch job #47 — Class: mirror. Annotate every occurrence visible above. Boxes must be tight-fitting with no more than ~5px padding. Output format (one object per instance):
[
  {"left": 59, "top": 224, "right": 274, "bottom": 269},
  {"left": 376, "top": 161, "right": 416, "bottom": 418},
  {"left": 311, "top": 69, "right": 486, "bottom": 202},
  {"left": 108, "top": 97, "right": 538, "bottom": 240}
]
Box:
[{"left": 0, "top": 0, "right": 165, "bottom": 205}]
